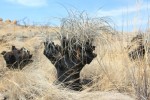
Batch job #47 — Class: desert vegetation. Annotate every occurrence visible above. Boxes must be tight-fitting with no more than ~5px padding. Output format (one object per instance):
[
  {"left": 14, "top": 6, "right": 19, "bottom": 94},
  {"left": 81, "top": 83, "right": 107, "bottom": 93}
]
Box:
[{"left": 0, "top": 10, "right": 150, "bottom": 100}]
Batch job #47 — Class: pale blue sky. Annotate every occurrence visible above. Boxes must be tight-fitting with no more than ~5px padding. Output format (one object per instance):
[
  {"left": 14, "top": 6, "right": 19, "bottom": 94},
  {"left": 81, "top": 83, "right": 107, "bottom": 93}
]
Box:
[{"left": 0, "top": 0, "right": 150, "bottom": 31}]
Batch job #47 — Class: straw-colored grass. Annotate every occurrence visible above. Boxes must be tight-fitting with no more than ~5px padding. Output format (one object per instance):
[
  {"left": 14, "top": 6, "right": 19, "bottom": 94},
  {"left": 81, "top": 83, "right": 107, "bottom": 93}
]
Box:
[{"left": 0, "top": 14, "right": 141, "bottom": 100}]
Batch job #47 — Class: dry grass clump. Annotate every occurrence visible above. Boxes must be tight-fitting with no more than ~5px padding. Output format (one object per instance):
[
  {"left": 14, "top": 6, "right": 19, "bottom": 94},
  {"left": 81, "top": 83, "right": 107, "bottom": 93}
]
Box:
[
  {"left": 53, "top": 11, "right": 114, "bottom": 58},
  {"left": 59, "top": 11, "right": 113, "bottom": 37},
  {"left": 0, "top": 69, "right": 70, "bottom": 100},
  {"left": 128, "top": 33, "right": 150, "bottom": 100},
  {"left": 109, "top": 32, "right": 150, "bottom": 100},
  {"left": 50, "top": 11, "right": 135, "bottom": 95}
]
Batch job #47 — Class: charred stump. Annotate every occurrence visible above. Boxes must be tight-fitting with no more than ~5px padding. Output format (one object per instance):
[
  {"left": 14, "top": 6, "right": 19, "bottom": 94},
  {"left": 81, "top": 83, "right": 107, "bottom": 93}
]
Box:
[
  {"left": 127, "top": 34, "right": 145, "bottom": 61},
  {"left": 1, "top": 46, "right": 33, "bottom": 69},
  {"left": 44, "top": 37, "right": 97, "bottom": 91}
]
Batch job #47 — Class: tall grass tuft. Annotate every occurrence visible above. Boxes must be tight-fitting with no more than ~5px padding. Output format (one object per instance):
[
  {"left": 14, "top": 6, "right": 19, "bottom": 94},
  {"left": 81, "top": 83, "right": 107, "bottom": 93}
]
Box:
[{"left": 53, "top": 11, "right": 114, "bottom": 58}]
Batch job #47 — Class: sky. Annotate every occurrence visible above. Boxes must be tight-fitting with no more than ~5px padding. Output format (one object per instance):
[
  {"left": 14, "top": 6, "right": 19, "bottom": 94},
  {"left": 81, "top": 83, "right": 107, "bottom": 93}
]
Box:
[{"left": 0, "top": 0, "right": 150, "bottom": 31}]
